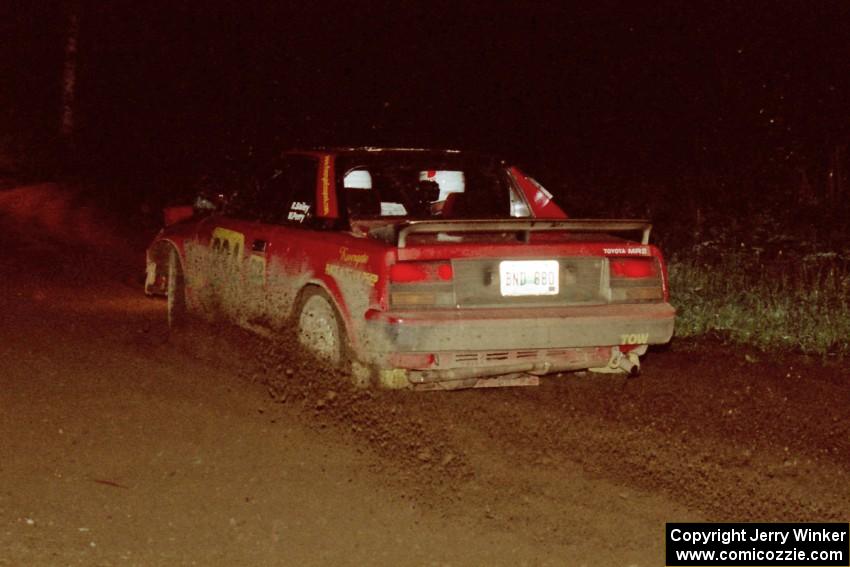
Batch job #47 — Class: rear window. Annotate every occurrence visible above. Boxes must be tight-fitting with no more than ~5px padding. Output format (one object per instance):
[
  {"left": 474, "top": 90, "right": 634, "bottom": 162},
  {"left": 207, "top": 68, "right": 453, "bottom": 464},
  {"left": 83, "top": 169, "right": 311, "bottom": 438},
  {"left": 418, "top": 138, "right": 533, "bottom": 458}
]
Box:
[{"left": 337, "top": 153, "right": 529, "bottom": 221}]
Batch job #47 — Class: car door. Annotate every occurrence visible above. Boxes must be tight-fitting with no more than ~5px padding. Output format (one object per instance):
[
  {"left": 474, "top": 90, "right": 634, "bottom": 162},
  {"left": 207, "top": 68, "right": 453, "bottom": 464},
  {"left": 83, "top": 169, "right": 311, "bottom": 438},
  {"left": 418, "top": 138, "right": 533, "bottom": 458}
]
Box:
[
  {"left": 189, "top": 174, "right": 266, "bottom": 324},
  {"left": 242, "top": 155, "right": 324, "bottom": 329}
]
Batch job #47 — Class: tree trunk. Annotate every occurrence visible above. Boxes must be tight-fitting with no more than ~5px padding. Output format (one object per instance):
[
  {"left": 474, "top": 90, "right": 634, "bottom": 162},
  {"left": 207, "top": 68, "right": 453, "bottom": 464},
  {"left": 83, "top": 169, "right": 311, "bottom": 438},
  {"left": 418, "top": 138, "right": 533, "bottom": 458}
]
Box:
[
  {"left": 61, "top": 8, "right": 79, "bottom": 144},
  {"left": 826, "top": 145, "right": 845, "bottom": 206}
]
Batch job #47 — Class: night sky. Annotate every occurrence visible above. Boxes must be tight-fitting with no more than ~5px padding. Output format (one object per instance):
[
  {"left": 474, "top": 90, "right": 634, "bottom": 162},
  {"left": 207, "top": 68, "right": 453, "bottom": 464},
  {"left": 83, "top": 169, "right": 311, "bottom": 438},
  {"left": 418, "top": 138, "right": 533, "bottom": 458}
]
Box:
[{"left": 4, "top": 2, "right": 850, "bottom": 192}]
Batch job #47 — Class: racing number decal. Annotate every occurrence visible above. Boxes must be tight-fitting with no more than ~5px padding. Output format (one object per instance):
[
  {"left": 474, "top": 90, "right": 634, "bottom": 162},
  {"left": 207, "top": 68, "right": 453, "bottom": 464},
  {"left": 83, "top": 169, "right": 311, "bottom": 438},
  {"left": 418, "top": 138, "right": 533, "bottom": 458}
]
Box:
[
  {"left": 211, "top": 227, "right": 244, "bottom": 266},
  {"left": 211, "top": 227, "right": 267, "bottom": 285}
]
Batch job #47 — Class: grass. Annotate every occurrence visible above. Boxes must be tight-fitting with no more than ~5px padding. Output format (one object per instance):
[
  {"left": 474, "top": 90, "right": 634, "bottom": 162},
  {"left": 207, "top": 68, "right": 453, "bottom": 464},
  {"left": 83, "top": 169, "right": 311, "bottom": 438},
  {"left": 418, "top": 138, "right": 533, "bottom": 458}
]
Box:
[
  {"left": 555, "top": 169, "right": 850, "bottom": 357},
  {"left": 668, "top": 247, "right": 850, "bottom": 357}
]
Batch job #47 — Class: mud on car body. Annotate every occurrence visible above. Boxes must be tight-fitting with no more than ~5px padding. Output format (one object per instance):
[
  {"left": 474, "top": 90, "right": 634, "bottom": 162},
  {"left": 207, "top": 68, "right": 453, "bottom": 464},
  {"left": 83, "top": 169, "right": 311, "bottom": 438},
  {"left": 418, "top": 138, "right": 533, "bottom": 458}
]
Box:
[{"left": 145, "top": 148, "right": 675, "bottom": 390}]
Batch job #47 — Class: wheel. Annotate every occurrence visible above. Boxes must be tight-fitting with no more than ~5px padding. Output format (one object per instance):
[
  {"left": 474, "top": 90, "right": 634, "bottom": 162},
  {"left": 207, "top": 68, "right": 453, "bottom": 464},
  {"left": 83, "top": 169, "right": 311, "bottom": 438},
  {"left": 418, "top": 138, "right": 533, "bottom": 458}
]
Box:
[
  {"left": 296, "top": 288, "right": 374, "bottom": 388},
  {"left": 167, "top": 247, "right": 188, "bottom": 328},
  {"left": 297, "top": 288, "right": 345, "bottom": 365}
]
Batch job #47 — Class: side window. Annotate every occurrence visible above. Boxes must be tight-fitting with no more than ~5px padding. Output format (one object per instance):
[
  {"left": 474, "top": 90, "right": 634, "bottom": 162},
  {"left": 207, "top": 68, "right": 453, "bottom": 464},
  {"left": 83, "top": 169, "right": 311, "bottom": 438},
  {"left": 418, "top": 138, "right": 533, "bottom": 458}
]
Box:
[
  {"left": 257, "top": 156, "right": 318, "bottom": 226},
  {"left": 509, "top": 184, "right": 531, "bottom": 218},
  {"left": 344, "top": 168, "right": 382, "bottom": 218},
  {"left": 225, "top": 178, "right": 264, "bottom": 219},
  {"left": 282, "top": 157, "right": 318, "bottom": 225}
]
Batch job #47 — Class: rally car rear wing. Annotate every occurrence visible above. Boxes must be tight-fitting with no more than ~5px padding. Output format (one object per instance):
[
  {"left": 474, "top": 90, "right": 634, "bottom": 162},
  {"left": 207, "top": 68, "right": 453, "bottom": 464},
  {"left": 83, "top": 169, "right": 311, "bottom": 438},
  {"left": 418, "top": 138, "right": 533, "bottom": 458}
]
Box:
[{"left": 378, "top": 219, "right": 653, "bottom": 248}]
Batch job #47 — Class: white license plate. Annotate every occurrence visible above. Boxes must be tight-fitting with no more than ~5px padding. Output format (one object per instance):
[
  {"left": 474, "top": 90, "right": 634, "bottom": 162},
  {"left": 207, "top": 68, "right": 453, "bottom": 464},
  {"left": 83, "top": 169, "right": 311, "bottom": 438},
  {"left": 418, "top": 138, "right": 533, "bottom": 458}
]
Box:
[{"left": 499, "top": 260, "right": 559, "bottom": 296}]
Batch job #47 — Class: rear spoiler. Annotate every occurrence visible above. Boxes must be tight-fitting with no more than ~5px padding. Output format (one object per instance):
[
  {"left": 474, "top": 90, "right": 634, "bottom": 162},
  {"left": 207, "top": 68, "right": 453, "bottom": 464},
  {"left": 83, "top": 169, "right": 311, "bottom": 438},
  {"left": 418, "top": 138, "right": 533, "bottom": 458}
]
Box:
[{"left": 375, "top": 219, "right": 653, "bottom": 248}]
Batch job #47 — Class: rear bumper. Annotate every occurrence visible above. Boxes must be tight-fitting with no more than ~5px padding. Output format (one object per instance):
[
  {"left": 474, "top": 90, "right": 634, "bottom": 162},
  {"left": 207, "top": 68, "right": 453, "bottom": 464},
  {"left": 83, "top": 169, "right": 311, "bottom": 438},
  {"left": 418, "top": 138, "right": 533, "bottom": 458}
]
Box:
[{"left": 361, "top": 302, "right": 675, "bottom": 356}]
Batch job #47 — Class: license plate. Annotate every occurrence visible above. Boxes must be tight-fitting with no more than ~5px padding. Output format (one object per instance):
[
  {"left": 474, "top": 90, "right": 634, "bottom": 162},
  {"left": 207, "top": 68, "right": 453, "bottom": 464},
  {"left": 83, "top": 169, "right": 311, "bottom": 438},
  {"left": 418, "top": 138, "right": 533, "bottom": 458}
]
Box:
[{"left": 499, "top": 260, "right": 559, "bottom": 296}]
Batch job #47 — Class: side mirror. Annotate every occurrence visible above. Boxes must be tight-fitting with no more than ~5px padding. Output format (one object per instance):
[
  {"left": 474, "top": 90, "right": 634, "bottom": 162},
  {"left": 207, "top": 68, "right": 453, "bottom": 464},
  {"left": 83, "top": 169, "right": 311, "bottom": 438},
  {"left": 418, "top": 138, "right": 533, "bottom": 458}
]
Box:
[
  {"left": 162, "top": 192, "right": 227, "bottom": 227},
  {"left": 193, "top": 192, "right": 226, "bottom": 213}
]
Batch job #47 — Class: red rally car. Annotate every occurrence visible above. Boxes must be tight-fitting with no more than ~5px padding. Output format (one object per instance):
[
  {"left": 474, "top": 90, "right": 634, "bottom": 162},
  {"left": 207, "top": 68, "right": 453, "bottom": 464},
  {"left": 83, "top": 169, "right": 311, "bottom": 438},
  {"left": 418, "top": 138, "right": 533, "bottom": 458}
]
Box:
[{"left": 145, "top": 148, "right": 675, "bottom": 390}]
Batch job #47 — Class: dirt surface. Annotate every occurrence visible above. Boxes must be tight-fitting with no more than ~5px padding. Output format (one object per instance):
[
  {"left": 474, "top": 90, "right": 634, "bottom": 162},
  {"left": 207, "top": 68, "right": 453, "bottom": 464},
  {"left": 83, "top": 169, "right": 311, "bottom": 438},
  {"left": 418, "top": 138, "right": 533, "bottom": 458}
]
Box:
[{"left": 2, "top": 184, "right": 848, "bottom": 566}]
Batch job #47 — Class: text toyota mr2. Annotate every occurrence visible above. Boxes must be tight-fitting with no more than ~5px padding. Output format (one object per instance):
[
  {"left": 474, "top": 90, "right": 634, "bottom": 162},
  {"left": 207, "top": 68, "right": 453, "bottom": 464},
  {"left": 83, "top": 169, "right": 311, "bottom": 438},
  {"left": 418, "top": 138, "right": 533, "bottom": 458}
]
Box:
[{"left": 145, "top": 148, "right": 675, "bottom": 390}]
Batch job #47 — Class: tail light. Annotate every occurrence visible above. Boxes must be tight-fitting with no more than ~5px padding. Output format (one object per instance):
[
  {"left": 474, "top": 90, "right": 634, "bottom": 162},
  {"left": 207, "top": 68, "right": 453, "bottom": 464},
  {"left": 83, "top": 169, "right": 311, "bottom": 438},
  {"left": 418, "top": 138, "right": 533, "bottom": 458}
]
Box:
[
  {"left": 609, "top": 257, "right": 664, "bottom": 302},
  {"left": 389, "top": 261, "right": 455, "bottom": 308},
  {"left": 610, "top": 258, "right": 658, "bottom": 278},
  {"left": 390, "top": 262, "right": 453, "bottom": 283},
  {"left": 609, "top": 258, "right": 658, "bottom": 278}
]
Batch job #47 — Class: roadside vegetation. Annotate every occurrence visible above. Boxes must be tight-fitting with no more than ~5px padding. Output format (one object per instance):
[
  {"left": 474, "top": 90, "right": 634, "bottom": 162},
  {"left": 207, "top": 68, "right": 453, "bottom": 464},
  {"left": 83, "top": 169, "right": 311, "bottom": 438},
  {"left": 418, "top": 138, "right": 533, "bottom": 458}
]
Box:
[
  {"left": 669, "top": 247, "right": 850, "bottom": 357},
  {"left": 658, "top": 195, "right": 849, "bottom": 358},
  {"left": 554, "top": 172, "right": 850, "bottom": 358},
  {"left": 663, "top": 198, "right": 850, "bottom": 357}
]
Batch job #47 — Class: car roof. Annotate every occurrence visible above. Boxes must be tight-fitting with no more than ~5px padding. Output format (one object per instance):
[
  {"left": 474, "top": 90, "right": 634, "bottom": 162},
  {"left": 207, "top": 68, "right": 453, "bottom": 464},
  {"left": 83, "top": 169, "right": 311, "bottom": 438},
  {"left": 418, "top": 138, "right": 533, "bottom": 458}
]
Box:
[
  {"left": 282, "top": 148, "right": 508, "bottom": 171},
  {"left": 300, "top": 146, "right": 462, "bottom": 154},
  {"left": 280, "top": 147, "right": 504, "bottom": 160}
]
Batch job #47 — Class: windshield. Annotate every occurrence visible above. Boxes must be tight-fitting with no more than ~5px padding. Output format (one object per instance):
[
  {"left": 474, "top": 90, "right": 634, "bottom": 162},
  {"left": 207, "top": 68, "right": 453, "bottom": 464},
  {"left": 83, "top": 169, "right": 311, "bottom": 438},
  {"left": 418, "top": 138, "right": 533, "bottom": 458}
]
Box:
[{"left": 337, "top": 152, "right": 531, "bottom": 221}]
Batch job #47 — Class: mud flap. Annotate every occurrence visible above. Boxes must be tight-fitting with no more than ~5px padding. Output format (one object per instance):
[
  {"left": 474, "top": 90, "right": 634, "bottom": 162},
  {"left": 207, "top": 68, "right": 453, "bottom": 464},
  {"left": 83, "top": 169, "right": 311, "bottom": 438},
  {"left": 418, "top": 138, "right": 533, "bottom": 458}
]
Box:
[{"left": 144, "top": 260, "right": 165, "bottom": 296}]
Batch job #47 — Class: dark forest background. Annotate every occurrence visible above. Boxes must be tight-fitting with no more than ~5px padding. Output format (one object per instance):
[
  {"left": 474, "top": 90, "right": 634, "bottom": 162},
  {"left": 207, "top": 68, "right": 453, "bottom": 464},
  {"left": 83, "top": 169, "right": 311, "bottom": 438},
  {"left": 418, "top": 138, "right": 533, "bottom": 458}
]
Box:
[{"left": 2, "top": 1, "right": 850, "bottom": 250}]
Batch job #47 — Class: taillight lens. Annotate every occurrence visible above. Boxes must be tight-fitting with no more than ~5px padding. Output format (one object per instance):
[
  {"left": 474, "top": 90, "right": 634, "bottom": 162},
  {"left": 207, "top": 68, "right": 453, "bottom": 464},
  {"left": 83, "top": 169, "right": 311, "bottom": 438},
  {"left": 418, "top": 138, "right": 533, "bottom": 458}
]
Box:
[
  {"left": 436, "top": 263, "right": 453, "bottom": 280},
  {"left": 390, "top": 263, "right": 427, "bottom": 282},
  {"left": 390, "top": 262, "right": 453, "bottom": 283},
  {"left": 389, "top": 261, "right": 455, "bottom": 309},
  {"left": 609, "top": 257, "right": 663, "bottom": 303},
  {"left": 610, "top": 258, "right": 657, "bottom": 278}
]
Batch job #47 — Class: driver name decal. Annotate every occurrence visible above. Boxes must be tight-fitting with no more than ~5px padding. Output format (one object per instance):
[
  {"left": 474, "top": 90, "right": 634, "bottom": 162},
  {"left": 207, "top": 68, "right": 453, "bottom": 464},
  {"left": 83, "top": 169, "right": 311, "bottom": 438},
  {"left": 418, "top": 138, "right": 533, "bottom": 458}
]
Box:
[{"left": 288, "top": 201, "right": 311, "bottom": 223}]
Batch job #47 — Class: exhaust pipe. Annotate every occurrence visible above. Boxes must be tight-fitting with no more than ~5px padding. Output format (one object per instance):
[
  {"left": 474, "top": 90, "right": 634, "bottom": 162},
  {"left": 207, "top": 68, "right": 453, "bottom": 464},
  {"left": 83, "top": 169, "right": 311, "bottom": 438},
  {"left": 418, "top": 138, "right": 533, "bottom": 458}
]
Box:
[
  {"left": 617, "top": 352, "right": 641, "bottom": 377},
  {"left": 589, "top": 348, "right": 642, "bottom": 377}
]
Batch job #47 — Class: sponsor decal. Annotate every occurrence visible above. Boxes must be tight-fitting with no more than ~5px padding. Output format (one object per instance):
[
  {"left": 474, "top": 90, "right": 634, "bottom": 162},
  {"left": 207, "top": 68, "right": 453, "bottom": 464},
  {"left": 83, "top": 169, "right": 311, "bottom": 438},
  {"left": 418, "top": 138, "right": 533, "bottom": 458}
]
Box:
[
  {"left": 603, "top": 246, "right": 650, "bottom": 255},
  {"left": 325, "top": 263, "right": 378, "bottom": 286},
  {"left": 319, "top": 156, "right": 338, "bottom": 218},
  {"left": 339, "top": 246, "right": 368, "bottom": 265},
  {"left": 621, "top": 332, "right": 649, "bottom": 345}
]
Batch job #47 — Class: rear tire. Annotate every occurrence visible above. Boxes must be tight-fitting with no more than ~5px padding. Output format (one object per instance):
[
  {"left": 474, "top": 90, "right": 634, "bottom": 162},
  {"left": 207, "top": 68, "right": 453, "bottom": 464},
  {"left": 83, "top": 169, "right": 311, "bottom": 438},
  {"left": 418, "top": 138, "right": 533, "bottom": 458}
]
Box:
[
  {"left": 297, "top": 288, "right": 345, "bottom": 365},
  {"left": 167, "top": 247, "right": 188, "bottom": 329},
  {"left": 296, "top": 288, "right": 371, "bottom": 388}
]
